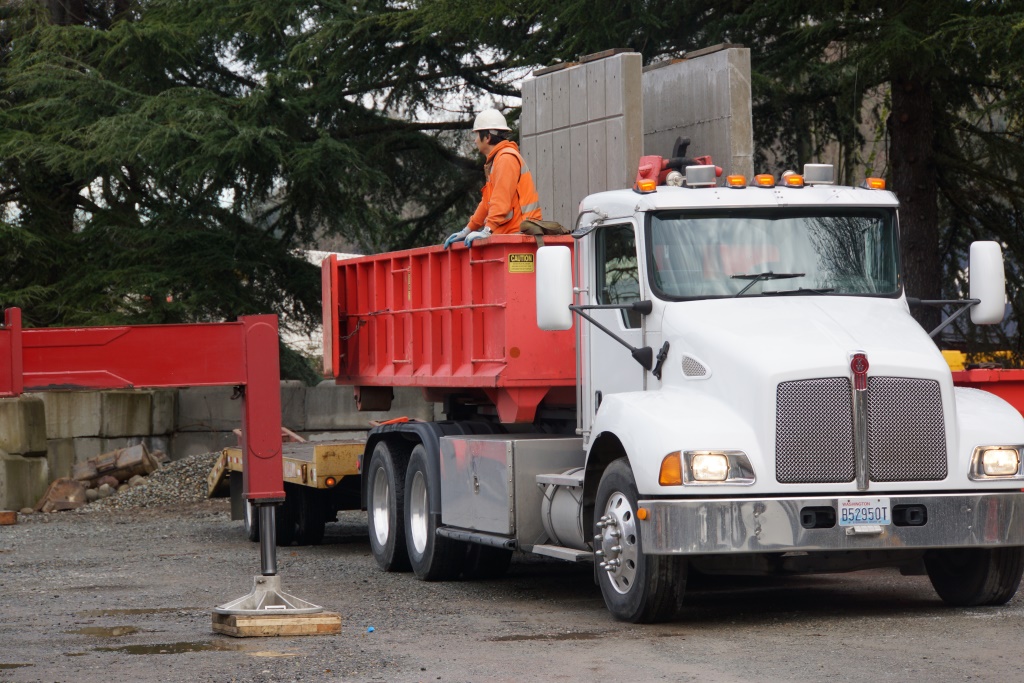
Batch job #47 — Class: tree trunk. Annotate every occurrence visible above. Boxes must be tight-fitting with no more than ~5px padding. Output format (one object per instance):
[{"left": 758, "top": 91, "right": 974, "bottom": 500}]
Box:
[{"left": 889, "top": 75, "right": 941, "bottom": 331}]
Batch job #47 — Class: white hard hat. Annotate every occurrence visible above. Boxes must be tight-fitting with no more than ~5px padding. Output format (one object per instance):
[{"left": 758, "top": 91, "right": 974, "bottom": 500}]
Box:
[{"left": 472, "top": 109, "right": 510, "bottom": 132}]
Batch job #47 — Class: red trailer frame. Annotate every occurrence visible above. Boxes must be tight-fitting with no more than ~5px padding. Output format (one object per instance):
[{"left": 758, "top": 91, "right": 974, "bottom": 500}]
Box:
[{"left": 0, "top": 307, "right": 283, "bottom": 502}]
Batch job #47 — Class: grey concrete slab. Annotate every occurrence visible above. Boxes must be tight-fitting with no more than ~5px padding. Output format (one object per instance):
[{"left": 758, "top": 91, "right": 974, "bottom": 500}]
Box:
[
  {"left": 45, "top": 438, "right": 75, "bottom": 480},
  {"left": 0, "top": 396, "right": 47, "bottom": 455},
  {"left": 280, "top": 380, "right": 307, "bottom": 431},
  {"left": 305, "top": 382, "right": 435, "bottom": 430},
  {"left": 176, "top": 386, "right": 242, "bottom": 432},
  {"left": 169, "top": 431, "right": 239, "bottom": 461},
  {"left": 0, "top": 450, "right": 48, "bottom": 511},
  {"left": 642, "top": 47, "right": 753, "bottom": 179},
  {"left": 100, "top": 390, "right": 152, "bottom": 437},
  {"left": 26, "top": 391, "right": 102, "bottom": 439},
  {"left": 150, "top": 389, "right": 177, "bottom": 436}
]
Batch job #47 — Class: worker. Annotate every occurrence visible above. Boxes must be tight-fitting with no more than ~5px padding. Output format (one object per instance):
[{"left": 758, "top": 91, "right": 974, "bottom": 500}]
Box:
[{"left": 443, "top": 109, "right": 543, "bottom": 248}]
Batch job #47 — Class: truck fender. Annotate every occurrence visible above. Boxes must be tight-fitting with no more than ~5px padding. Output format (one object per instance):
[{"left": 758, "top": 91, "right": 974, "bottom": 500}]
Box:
[
  {"left": 363, "top": 421, "right": 506, "bottom": 516},
  {"left": 587, "top": 387, "right": 759, "bottom": 496},
  {"left": 953, "top": 386, "right": 1024, "bottom": 475}
]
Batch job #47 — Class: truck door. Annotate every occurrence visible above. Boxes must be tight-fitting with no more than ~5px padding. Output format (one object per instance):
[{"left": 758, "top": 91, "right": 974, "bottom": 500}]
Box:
[{"left": 581, "top": 223, "right": 646, "bottom": 442}]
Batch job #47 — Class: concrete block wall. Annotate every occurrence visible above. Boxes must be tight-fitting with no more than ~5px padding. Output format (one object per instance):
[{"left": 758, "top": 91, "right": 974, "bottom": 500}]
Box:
[
  {"left": 1, "top": 382, "right": 438, "bottom": 507},
  {"left": 0, "top": 397, "right": 48, "bottom": 510}
]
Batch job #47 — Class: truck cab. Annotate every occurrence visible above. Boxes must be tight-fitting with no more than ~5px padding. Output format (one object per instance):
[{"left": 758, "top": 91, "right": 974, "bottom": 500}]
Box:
[{"left": 537, "top": 166, "right": 1024, "bottom": 621}]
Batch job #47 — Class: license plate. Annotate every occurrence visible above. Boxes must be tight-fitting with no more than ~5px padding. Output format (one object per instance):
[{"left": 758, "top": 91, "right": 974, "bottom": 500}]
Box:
[{"left": 838, "top": 497, "right": 891, "bottom": 526}]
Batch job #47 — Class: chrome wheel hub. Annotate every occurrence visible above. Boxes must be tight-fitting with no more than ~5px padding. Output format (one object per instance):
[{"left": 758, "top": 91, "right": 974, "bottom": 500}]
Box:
[
  {"left": 371, "top": 468, "right": 390, "bottom": 546},
  {"left": 595, "top": 491, "right": 639, "bottom": 594},
  {"left": 409, "top": 470, "right": 429, "bottom": 555}
]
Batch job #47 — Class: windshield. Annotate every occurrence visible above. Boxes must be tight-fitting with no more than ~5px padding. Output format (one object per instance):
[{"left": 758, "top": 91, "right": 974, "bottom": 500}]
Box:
[{"left": 648, "top": 209, "right": 899, "bottom": 299}]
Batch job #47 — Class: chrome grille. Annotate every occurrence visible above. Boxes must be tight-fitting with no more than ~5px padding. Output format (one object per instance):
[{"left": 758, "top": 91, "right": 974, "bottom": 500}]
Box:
[
  {"left": 867, "top": 377, "right": 947, "bottom": 481},
  {"left": 775, "top": 378, "right": 855, "bottom": 483}
]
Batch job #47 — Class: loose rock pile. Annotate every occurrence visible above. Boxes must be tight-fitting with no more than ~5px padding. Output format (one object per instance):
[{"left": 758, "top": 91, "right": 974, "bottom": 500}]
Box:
[{"left": 90, "top": 452, "right": 220, "bottom": 511}]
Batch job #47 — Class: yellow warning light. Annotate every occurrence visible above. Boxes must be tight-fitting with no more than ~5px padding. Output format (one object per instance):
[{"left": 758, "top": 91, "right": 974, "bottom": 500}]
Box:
[
  {"left": 865, "top": 177, "right": 886, "bottom": 190},
  {"left": 783, "top": 173, "right": 805, "bottom": 188},
  {"left": 325, "top": 477, "right": 337, "bottom": 487},
  {"left": 659, "top": 452, "right": 683, "bottom": 486},
  {"left": 636, "top": 178, "right": 657, "bottom": 193},
  {"left": 637, "top": 507, "right": 649, "bottom": 521},
  {"left": 726, "top": 175, "right": 748, "bottom": 188},
  {"left": 754, "top": 174, "right": 776, "bottom": 187}
]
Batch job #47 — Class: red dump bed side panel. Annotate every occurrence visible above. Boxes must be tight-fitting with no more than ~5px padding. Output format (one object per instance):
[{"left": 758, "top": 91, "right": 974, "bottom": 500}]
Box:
[{"left": 322, "top": 235, "right": 576, "bottom": 422}]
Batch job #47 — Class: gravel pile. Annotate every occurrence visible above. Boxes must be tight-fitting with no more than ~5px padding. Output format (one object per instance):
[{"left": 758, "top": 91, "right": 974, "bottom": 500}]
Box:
[{"left": 87, "top": 452, "right": 220, "bottom": 511}]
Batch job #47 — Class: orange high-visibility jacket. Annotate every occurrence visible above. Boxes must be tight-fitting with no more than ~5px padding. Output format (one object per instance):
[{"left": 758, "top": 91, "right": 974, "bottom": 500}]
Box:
[{"left": 468, "top": 141, "right": 542, "bottom": 234}]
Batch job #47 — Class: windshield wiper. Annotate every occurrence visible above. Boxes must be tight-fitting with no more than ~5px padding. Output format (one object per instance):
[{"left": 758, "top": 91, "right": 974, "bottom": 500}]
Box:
[
  {"left": 762, "top": 287, "right": 835, "bottom": 296},
  {"left": 731, "top": 271, "right": 805, "bottom": 297}
]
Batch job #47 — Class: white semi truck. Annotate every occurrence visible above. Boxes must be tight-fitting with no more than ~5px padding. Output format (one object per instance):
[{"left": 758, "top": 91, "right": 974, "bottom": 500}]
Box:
[{"left": 318, "top": 51, "right": 1024, "bottom": 623}]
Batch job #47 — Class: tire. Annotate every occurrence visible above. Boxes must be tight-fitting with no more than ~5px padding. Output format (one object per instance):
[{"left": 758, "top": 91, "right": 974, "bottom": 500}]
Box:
[
  {"left": 294, "top": 488, "right": 326, "bottom": 546},
  {"left": 243, "top": 498, "right": 260, "bottom": 542},
  {"left": 366, "top": 440, "right": 411, "bottom": 571},
  {"left": 463, "top": 544, "right": 513, "bottom": 580},
  {"left": 925, "top": 546, "right": 1024, "bottom": 607},
  {"left": 594, "top": 458, "right": 687, "bottom": 623},
  {"left": 405, "top": 444, "right": 465, "bottom": 581}
]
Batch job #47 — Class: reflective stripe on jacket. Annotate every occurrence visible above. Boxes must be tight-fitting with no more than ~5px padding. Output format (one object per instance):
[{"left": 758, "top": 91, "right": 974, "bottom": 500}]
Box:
[{"left": 468, "top": 141, "right": 543, "bottom": 234}]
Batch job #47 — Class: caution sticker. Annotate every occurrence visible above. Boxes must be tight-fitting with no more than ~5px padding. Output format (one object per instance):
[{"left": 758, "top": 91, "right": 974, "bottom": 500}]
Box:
[{"left": 508, "top": 253, "right": 535, "bottom": 273}]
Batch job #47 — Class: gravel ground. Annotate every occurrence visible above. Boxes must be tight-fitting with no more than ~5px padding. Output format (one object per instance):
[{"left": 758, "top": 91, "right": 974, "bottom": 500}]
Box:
[{"left": 3, "top": 484, "right": 1024, "bottom": 682}]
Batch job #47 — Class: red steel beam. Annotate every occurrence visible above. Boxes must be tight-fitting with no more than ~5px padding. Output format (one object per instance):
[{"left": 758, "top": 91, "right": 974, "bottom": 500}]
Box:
[{"left": 0, "top": 307, "right": 283, "bottom": 501}]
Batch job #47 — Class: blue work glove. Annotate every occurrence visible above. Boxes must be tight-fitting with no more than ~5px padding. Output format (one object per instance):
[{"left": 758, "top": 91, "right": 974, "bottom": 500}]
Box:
[
  {"left": 464, "top": 227, "right": 492, "bottom": 247},
  {"left": 443, "top": 226, "right": 470, "bottom": 249}
]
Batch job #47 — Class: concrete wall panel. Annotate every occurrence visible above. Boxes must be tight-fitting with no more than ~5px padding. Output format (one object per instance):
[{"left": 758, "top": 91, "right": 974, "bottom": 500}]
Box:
[
  {"left": 0, "top": 396, "right": 47, "bottom": 455},
  {"left": 642, "top": 47, "right": 753, "bottom": 179},
  {"left": 523, "top": 52, "right": 644, "bottom": 232},
  {"left": 176, "top": 386, "right": 242, "bottom": 432},
  {"left": 0, "top": 451, "right": 48, "bottom": 511},
  {"left": 100, "top": 391, "right": 152, "bottom": 437}
]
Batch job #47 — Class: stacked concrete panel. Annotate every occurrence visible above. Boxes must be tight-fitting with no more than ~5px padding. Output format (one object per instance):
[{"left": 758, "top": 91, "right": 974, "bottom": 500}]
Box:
[
  {"left": 521, "top": 52, "right": 644, "bottom": 233},
  {"left": 642, "top": 46, "right": 754, "bottom": 179},
  {"left": 10, "top": 382, "right": 437, "bottom": 497},
  {"left": 0, "top": 396, "right": 49, "bottom": 511}
]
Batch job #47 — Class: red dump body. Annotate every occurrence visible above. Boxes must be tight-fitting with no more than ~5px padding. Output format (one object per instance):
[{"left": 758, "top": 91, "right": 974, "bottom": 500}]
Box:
[{"left": 321, "top": 235, "right": 577, "bottom": 423}]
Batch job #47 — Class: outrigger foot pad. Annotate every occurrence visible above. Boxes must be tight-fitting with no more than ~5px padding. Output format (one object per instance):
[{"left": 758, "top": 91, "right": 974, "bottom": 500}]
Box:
[{"left": 214, "top": 574, "right": 323, "bottom": 616}]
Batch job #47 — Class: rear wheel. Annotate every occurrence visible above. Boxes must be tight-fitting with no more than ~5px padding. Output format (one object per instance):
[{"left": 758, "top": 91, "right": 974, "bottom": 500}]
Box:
[
  {"left": 925, "top": 546, "right": 1024, "bottom": 606},
  {"left": 365, "top": 440, "right": 411, "bottom": 571},
  {"left": 595, "top": 458, "right": 686, "bottom": 623},
  {"left": 405, "top": 445, "right": 464, "bottom": 581}
]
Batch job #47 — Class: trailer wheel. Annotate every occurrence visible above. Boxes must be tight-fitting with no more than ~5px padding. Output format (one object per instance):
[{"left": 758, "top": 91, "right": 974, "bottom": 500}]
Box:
[
  {"left": 405, "top": 444, "right": 464, "bottom": 581},
  {"left": 366, "top": 440, "right": 411, "bottom": 571},
  {"left": 925, "top": 546, "right": 1024, "bottom": 606},
  {"left": 293, "top": 488, "right": 326, "bottom": 546},
  {"left": 594, "top": 458, "right": 686, "bottom": 623},
  {"left": 463, "top": 544, "right": 513, "bottom": 580}
]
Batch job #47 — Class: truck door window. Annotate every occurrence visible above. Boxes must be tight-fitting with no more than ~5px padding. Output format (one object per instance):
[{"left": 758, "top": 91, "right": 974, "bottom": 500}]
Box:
[{"left": 596, "top": 225, "right": 641, "bottom": 328}]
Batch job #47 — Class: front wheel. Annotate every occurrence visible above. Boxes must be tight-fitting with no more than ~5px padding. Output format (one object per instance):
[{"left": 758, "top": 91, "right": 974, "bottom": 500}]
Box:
[
  {"left": 925, "top": 546, "right": 1024, "bottom": 606},
  {"left": 405, "top": 445, "right": 465, "bottom": 581},
  {"left": 595, "top": 458, "right": 687, "bottom": 623}
]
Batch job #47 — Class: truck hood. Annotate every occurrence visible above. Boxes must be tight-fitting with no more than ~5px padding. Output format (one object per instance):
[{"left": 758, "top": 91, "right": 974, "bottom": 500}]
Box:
[{"left": 662, "top": 296, "right": 949, "bottom": 386}]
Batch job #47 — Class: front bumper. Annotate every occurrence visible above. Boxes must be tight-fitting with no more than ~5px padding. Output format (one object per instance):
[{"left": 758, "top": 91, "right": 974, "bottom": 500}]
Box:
[{"left": 637, "top": 492, "right": 1024, "bottom": 555}]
